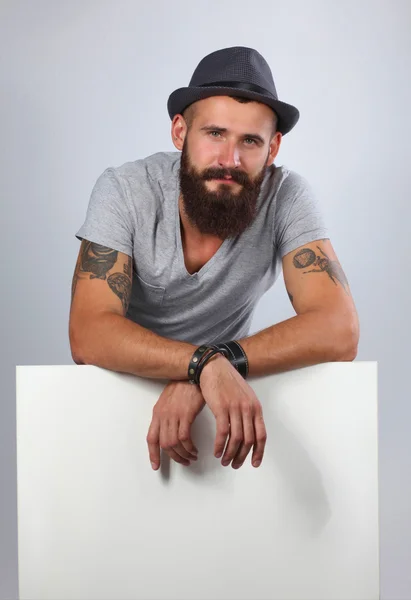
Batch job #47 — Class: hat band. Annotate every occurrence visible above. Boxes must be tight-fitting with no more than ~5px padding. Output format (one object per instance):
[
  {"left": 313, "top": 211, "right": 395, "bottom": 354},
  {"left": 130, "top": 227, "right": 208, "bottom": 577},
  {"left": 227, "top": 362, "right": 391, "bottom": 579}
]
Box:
[{"left": 198, "top": 80, "right": 276, "bottom": 99}]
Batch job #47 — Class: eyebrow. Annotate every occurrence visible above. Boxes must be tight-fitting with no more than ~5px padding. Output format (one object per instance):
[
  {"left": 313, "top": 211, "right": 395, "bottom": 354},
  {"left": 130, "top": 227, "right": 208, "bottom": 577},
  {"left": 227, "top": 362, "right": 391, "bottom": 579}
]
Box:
[{"left": 200, "top": 125, "right": 266, "bottom": 145}]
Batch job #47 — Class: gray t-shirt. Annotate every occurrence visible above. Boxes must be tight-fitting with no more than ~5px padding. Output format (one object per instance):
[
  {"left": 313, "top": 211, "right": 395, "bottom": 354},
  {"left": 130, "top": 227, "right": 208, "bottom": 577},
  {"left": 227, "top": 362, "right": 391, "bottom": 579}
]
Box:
[{"left": 76, "top": 151, "right": 328, "bottom": 345}]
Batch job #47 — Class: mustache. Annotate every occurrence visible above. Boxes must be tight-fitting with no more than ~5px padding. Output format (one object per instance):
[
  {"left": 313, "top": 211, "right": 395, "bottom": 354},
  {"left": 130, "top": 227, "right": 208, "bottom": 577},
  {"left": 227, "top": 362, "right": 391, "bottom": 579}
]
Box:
[{"left": 201, "top": 168, "right": 250, "bottom": 186}]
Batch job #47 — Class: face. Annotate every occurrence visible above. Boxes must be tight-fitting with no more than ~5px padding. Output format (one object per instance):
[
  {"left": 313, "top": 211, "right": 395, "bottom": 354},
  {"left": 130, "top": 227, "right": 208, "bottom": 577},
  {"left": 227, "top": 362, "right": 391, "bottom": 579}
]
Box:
[{"left": 173, "top": 96, "right": 282, "bottom": 239}]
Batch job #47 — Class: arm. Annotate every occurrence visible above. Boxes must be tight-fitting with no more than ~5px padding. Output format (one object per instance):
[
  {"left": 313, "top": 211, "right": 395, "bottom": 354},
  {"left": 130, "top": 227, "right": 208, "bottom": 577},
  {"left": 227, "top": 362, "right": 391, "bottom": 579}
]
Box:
[
  {"left": 70, "top": 241, "right": 262, "bottom": 470},
  {"left": 235, "top": 239, "right": 360, "bottom": 377},
  {"left": 69, "top": 240, "right": 196, "bottom": 379}
]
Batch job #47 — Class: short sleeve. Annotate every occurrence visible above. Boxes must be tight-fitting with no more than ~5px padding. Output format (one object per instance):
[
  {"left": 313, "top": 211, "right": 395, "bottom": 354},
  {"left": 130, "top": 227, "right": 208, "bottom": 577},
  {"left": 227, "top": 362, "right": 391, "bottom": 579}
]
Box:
[
  {"left": 75, "top": 168, "right": 134, "bottom": 257},
  {"left": 274, "top": 170, "right": 329, "bottom": 258}
]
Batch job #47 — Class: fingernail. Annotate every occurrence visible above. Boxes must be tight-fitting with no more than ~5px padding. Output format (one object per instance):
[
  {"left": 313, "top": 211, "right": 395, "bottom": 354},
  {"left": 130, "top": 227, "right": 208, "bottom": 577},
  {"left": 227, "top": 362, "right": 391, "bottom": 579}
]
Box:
[
  {"left": 151, "top": 462, "right": 158, "bottom": 470},
  {"left": 253, "top": 460, "right": 261, "bottom": 467},
  {"left": 222, "top": 460, "right": 230, "bottom": 466},
  {"left": 216, "top": 452, "right": 222, "bottom": 458}
]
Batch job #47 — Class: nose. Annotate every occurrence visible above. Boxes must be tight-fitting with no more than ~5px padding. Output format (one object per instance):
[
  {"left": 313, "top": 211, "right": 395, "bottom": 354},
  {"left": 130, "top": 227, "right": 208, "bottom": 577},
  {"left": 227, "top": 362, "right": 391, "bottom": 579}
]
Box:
[{"left": 218, "top": 141, "right": 241, "bottom": 170}]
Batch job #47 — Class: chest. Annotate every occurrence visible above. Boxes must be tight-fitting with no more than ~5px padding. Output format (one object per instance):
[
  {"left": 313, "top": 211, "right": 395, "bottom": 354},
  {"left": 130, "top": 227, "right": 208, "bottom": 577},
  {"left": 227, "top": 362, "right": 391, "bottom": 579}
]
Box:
[{"left": 182, "top": 240, "right": 224, "bottom": 275}]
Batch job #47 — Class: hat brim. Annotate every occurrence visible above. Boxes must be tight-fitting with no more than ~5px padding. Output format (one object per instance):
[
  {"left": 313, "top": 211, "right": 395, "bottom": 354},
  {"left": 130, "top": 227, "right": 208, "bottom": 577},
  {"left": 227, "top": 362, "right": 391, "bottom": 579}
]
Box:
[{"left": 167, "top": 86, "right": 300, "bottom": 135}]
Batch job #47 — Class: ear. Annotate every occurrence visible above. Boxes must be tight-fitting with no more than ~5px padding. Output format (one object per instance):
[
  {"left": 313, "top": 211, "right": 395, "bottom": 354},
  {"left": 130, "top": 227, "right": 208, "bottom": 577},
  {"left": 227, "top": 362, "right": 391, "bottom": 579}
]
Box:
[
  {"left": 171, "top": 115, "right": 187, "bottom": 150},
  {"left": 266, "top": 132, "right": 282, "bottom": 166}
]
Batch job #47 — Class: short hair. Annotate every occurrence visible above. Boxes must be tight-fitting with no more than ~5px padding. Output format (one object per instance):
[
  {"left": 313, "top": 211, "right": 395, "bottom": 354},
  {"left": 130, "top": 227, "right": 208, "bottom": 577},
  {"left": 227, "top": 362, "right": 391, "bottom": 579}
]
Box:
[{"left": 182, "top": 96, "right": 278, "bottom": 137}]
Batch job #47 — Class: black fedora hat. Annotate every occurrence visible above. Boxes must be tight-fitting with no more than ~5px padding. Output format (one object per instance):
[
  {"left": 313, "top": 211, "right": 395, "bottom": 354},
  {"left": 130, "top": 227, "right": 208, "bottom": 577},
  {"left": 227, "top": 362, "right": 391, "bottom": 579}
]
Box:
[{"left": 167, "top": 46, "right": 300, "bottom": 136}]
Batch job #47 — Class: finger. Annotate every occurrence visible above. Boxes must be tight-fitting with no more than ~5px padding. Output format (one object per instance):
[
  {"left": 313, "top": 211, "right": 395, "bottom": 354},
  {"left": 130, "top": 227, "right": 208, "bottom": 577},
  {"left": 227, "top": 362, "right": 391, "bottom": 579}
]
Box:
[
  {"left": 214, "top": 412, "right": 230, "bottom": 459},
  {"left": 146, "top": 417, "right": 161, "bottom": 470},
  {"left": 221, "top": 410, "right": 243, "bottom": 466},
  {"left": 160, "top": 420, "right": 189, "bottom": 466},
  {"left": 175, "top": 441, "right": 198, "bottom": 461},
  {"left": 160, "top": 418, "right": 171, "bottom": 452},
  {"left": 165, "top": 447, "right": 191, "bottom": 466},
  {"left": 178, "top": 419, "right": 199, "bottom": 458},
  {"left": 232, "top": 412, "right": 255, "bottom": 469},
  {"left": 168, "top": 418, "right": 197, "bottom": 461},
  {"left": 251, "top": 411, "right": 268, "bottom": 467}
]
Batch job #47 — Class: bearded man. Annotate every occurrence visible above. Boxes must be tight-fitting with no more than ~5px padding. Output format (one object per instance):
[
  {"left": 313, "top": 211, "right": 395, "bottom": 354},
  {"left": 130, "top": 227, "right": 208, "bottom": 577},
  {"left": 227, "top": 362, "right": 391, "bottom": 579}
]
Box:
[{"left": 70, "top": 46, "right": 359, "bottom": 472}]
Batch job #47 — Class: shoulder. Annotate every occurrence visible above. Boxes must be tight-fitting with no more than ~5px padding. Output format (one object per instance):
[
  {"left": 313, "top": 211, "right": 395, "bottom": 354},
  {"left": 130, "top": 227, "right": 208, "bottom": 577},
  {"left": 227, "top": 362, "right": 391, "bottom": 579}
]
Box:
[
  {"left": 261, "top": 164, "right": 309, "bottom": 203},
  {"left": 113, "top": 151, "right": 181, "bottom": 187},
  {"left": 269, "top": 166, "right": 318, "bottom": 219},
  {"left": 273, "top": 165, "right": 312, "bottom": 198}
]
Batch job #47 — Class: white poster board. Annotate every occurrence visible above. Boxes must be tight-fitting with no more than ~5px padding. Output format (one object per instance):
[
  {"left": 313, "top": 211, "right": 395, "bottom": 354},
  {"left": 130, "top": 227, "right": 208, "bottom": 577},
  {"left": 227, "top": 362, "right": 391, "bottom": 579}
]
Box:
[{"left": 16, "top": 362, "right": 379, "bottom": 600}]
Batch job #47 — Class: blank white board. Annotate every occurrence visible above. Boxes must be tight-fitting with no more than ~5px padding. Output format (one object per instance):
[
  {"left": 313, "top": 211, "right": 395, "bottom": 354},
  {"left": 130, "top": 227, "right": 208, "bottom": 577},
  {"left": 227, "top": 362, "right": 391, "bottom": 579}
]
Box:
[{"left": 16, "top": 362, "right": 379, "bottom": 600}]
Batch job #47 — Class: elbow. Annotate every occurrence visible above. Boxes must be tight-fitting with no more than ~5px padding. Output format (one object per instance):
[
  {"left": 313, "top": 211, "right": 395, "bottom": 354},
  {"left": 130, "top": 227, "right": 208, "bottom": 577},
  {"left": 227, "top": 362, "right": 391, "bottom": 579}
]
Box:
[
  {"left": 69, "top": 314, "right": 107, "bottom": 366},
  {"left": 71, "top": 349, "right": 85, "bottom": 365},
  {"left": 337, "top": 313, "right": 360, "bottom": 362},
  {"left": 69, "top": 310, "right": 113, "bottom": 366},
  {"left": 70, "top": 338, "right": 86, "bottom": 365},
  {"left": 69, "top": 321, "right": 87, "bottom": 365},
  {"left": 340, "top": 343, "right": 358, "bottom": 362}
]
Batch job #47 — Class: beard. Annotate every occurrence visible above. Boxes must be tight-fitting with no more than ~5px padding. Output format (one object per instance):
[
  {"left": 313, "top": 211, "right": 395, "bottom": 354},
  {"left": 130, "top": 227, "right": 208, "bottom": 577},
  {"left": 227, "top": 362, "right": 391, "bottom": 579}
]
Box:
[{"left": 178, "top": 139, "right": 268, "bottom": 239}]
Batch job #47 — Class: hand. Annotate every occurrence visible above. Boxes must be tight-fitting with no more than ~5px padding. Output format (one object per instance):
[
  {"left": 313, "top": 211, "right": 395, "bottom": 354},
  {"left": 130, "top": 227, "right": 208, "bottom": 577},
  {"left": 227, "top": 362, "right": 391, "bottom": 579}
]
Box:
[
  {"left": 199, "top": 354, "right": 267, "bottom": 469},
  {"left": 146, "top": 380, "right": 206, "bottom": 470}
]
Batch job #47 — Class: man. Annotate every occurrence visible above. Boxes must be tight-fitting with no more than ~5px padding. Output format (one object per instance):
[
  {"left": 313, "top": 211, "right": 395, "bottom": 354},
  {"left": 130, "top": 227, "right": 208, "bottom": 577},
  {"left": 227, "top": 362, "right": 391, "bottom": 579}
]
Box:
[{"left": 70, "top": 46, "right": 359, "bottom": 473}]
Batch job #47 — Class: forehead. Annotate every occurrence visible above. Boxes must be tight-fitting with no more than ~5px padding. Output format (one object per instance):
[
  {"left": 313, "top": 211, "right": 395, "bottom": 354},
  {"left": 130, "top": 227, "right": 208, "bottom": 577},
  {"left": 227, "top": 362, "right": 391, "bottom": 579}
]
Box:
[{"left": 190, "top": 96, "right": 274, "bottom": 133}]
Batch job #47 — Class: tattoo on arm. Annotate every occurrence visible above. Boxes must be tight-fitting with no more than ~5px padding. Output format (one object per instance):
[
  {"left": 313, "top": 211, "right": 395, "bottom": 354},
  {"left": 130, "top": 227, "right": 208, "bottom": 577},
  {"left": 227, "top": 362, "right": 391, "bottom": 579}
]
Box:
[
  {"left": 81, "top": 242, "right": 118, "bottom": 279},
  {"left": 71, "top": 243, "right": 133, "bottom": 314},
  {"left": 123, "top": 256, "right": 132, "bottom": 278},
  {"left": 107, "top": 256, "right": 133, "bottom": 313},
  {"left": 292, "top": 245, "right": 350, "bottom": 295},
  {"left": 71, "top": 254, "right": 81, "bottom": 303},
  {"left": 107, "top": 272, "right": 131, "bottom": 313}
]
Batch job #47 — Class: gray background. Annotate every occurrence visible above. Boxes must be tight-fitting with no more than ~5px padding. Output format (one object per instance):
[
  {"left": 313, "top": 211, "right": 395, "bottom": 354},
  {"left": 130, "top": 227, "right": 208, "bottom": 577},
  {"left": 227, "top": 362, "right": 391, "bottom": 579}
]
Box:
[{"left": 1, "top": 0, "right": 410, "bottom": 598}]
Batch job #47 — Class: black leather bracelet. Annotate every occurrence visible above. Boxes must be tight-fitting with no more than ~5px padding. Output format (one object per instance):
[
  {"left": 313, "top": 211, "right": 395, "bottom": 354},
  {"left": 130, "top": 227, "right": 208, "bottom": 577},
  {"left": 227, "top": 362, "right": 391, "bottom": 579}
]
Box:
[
  {"left": 188, "top": 341, "right": 248, "bottom": 385},
  {"left": 215, "top": 340, "right": 249, "bottom": 379},
  {"left": 188, "top": 345, "right": 212, "bottom": 385}
]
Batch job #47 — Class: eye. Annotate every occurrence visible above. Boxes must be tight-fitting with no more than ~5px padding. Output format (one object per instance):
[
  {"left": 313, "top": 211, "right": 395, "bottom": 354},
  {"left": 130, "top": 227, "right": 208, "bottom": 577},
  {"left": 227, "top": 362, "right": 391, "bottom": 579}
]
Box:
[
  {"left": 209, "top": 131, "right": 222, "bottom": 138},
  {"left": 244, "top": 137, "right": 256, "bottom": 145}
]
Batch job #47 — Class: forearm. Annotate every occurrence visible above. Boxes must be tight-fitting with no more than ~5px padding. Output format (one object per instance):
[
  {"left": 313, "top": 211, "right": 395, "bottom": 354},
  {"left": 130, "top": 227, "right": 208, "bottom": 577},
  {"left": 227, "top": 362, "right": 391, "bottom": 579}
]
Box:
[
  {"left": 70, "top": 311, "right": 196, "bottom": 380},
  {"left": 70, "top": 306, "right": 357, "bottom": 382},
  {"left": 238, "top": 309, "right": 359, "bottom": 377}
]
